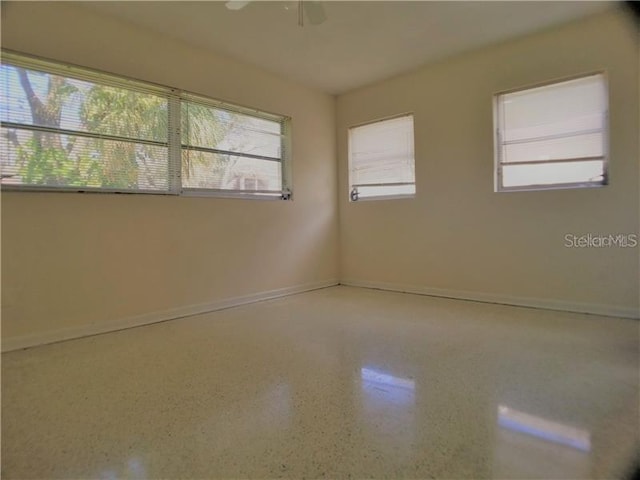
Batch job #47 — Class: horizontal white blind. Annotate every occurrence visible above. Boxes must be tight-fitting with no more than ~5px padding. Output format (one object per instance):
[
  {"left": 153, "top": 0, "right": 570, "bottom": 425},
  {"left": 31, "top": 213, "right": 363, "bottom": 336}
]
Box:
[
  {"left": 181, "top": 96, "right": 285, "bottom": 196},
  {"left": 1, "top": 56, "right": 171, "bottom": 192},
  {"left": 349, "top": 114, "right": 415, "bottom": 200},
  {"left": 1, "top": 51, "right": 292, "bottom": 199},
  {"left": 502, "top": 160, "right": 604, "bottom": 188},
  {"left": 497, "top": 74, "right": 607, "bottom": 189}
]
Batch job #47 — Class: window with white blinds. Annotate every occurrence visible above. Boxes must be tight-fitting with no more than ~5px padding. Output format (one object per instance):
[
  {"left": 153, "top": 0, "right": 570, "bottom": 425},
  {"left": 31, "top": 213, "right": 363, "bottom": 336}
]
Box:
[
  {"left": 348, "top": 114, "right": 415, "bottom": 201},
  {"left": 0, "top": 53, "right": 172, "bottom": 193},
  {"left": 495, "top": 73, "right": 608, "bottom": 191},
  {"left": 0, "top": 51, "right": 291, "bottom": 199},
  {"left": 181, "top": 94, "right": 287, "bottom": 198}
]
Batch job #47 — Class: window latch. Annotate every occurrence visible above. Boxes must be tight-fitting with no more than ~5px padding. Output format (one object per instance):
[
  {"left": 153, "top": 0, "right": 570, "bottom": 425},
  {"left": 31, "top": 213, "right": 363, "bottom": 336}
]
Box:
[
  {"left": 350, "top": 187, "right": 359, "bottom": 202},
  {"left": 281, "top": 188, "right": 292, "bottom": 200}
]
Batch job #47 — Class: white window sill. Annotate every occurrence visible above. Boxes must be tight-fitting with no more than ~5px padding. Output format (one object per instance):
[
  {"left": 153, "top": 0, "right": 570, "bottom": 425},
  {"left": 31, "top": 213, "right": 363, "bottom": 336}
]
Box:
[{"left": 349, "top": 193, "right": 416, "bottom": 202}]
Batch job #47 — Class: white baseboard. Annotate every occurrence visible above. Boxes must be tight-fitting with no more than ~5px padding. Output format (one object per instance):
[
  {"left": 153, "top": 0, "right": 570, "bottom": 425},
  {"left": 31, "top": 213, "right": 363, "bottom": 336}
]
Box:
[
  {"left": 4, "top": 278, "right": 636, "bottom": 352},
  {"left": 2, "top": 280, "right": 339, "bottom": 352},
  {"left": 340, "top": 279, "right": 640, "bottom": 319}
]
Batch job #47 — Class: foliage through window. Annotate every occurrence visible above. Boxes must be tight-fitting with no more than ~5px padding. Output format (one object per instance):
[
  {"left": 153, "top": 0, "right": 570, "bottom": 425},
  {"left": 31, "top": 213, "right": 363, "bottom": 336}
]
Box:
[
  {"left": 494, "top": 73, "right": 608, "bottom": 191},
  {"left": 0, "top": 51, "right": 291, "bottom": 198},
  {"left": 348, "top": 114, "right": 415, "bottom": 201},
  {"left": 181, "top": 95, "right": 286, "bottom": 196}
]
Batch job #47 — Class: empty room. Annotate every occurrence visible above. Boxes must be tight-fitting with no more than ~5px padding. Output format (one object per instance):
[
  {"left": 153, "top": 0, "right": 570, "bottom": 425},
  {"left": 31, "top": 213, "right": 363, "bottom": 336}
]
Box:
[{"left": 1, "top": 1, "right": 638, "bottom": 478}]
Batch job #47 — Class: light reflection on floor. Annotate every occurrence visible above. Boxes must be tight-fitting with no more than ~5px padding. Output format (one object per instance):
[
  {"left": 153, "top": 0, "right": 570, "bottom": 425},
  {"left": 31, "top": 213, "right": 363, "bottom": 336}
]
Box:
[
  {"left": 100, "top": 457, "right": 146, "bottom": 480},
  {"left": 494, "top": 405, "right": 593, "bottom": 478},
  {"left": 360, "top": 367, "right": 415, "bottom": 406},
  {"left": 358, "top": 366, "right": 416, "bottom": 462},
  {"left": 498, "top": 404, "right": 591, "bottom": 452}
]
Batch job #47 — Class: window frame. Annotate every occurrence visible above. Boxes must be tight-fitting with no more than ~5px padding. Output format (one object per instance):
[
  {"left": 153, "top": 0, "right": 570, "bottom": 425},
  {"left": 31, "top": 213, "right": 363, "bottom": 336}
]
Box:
[
  {"left": 348, "top": 113, "right": 416, "bottom": 202},
  {"left": 0, "top": 50, "right": 292, "bottom": 200},
  {"left": 179, "top": 92, "right": 291, "bottom": 200},
  {"left": 493, "top": 72, "right": 609, "bottom": 193}
]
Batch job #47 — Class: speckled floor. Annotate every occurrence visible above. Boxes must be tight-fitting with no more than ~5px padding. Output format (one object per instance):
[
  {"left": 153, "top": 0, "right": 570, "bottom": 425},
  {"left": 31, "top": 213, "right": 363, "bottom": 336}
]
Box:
[{"left": 2, "top": 286, "right": 639, "bottom": 479}]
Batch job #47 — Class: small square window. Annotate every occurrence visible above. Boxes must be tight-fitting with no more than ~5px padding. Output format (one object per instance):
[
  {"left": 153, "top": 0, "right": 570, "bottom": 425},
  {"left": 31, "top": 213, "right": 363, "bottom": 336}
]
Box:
[
  {"left": 348, "top": 114, "right": 415, "bottom": 201},
  {"left": 494, "top": 73, "right": 608, "bottom": 192}
]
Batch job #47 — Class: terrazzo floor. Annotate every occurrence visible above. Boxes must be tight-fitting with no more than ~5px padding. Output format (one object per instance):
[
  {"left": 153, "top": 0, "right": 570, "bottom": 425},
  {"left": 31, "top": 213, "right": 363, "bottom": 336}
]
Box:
[{"left": 2, "top": 286, "right": 639, "bottom": 479}]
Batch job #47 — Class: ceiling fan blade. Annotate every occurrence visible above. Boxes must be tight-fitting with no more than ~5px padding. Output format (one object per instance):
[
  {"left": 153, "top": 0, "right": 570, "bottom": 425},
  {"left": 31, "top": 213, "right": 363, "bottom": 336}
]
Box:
[
  {"left": 304, "top": 1, "right": 326, "bottom": 26},
  {"left": 225, "top": 1, "right": 251, "bottom": 11}
]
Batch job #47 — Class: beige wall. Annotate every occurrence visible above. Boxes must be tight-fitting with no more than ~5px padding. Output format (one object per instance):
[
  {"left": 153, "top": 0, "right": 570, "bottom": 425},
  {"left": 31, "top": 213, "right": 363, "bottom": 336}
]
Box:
[
  {"left": 337, "top": 10, "right": 639, "bottom": 316},
  {"left": 1, "top": 5, "right": 638, "bottom": 348},
  {"left": 1, "top": 2, "right": 339, "bottom": 341}
]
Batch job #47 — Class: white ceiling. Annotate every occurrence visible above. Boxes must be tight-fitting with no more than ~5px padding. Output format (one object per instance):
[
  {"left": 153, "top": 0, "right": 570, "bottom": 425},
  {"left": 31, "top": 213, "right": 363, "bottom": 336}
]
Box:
[{"left": 81, "top": 1, "right": 614, "bottom": 95}]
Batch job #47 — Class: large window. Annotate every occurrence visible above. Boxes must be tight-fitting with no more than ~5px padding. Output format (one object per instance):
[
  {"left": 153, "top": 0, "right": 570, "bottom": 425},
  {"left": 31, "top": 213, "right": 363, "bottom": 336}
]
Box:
[
  {"left": 494, "top": 73, "right": 608, "bottom": 192},
  {"left": 348, "top": 114, "right": 415, "bottom": 201},
  {"left": 0, "top": 51, "right": 291, "bottom": 199}
]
